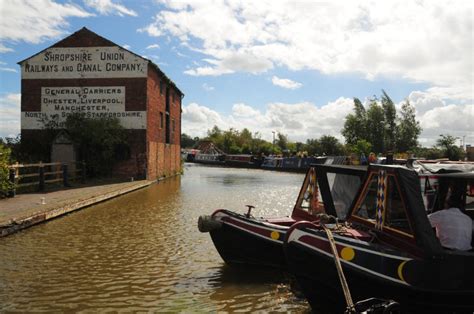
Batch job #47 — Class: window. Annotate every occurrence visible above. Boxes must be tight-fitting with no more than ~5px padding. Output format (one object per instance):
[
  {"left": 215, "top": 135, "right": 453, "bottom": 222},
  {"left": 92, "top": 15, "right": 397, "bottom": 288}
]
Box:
[
  {"left": 160, "top": 112, "right": 164, "bottom": 129},
  {"left": 354, "top": 174, "right": 378, "bottom": 220},
  {"left": 329, "top": 173, "right": 362, "bottom": 219},
  {"left": 165, "top": 115, "right": 170, "bottom": 144},
  {"left": 385, "top": 176, "right": 412, "bottom": 234},
  {"left": 354, "top": 171, "right": 413, "bottom": 235},
  {"left": 296, "top": 167, "right": 322, "bottom": 215}
]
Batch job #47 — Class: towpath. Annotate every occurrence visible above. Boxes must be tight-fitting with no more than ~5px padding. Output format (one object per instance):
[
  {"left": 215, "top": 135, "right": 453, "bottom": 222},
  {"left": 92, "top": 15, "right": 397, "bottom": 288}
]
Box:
[{"left": 0, "top": 179, "right": 153, "bottom": 237}]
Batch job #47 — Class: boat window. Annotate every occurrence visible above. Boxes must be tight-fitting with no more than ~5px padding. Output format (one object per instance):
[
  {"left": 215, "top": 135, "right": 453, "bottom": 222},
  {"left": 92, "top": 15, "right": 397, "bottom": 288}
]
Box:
[
  {"left": 296, "top": 167, "right": 322, "bottom": 215},
  {"left": 419, "top": 175, "right": 438, "bottom": 212},
  {"left": 354, "top": 174, "right": 378, "bottom": 221},
  {"left": 385, "top": 175, "right": 412, "bottom": 234},
  {"left": 328, "top": 172, "right": 362, "bottom": 219}
]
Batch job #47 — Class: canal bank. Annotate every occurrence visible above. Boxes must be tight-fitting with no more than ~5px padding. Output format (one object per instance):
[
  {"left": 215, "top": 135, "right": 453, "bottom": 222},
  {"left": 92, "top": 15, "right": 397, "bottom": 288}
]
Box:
[{"left": 0, "top": 179, "right": 155, "bottom": 237}]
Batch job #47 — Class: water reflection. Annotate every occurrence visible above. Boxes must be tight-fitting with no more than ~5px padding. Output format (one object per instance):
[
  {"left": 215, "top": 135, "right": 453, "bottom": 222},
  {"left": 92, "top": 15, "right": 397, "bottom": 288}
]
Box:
[{"left": 0, "top": 164, "right": 309, "bottom": 312}]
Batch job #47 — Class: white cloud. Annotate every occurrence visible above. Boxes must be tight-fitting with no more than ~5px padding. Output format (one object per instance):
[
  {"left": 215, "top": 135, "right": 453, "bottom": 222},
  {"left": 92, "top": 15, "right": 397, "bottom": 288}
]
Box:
[
  {"left": 202, "top": 83, "right": 214, "bottom": 91},
  {"left": 405, "top": 91, "right": 474, "bottom": 146},
  {"left": 0, "top": 67, "right": 17, "bottom": 73},
  {"left": 122, "top": 44, "right": 131, "bottom": 50},
  {"left": 0, "top": 0, "right": 92, "bottom": 52},
  {"left": 182, "top": 92, "right": 473, "bottom": 147},
  {"left": 146, "top": 44, "right": 160, "bottom": 49},
  {"left": 0, "top": 43, "right": 13, "bottom": 53},
  {"left": 0, "top": 93, "right": 21, "bottom": 138},
  {"left": 232, "top": 103, "right": 260, "bottom": 117},
  {"left": 142, "top": 1, "right": 473, "bottom": 100},
  {"left": 83, "top": 0, "right": 137, "bottom": 17},
  {"left": 182, "top": 97, "right": 354, "bottom": 143},
  {"left": 184, "top": 51, "right": 273, "bottom": 76},
  {"left": 271, "top": 76, "right": 302, "bottom": 90}
]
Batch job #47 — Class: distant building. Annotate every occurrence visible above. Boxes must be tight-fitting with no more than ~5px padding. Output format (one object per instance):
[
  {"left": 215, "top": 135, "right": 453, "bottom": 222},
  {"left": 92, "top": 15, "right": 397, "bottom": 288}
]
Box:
[
  {"left": 18, "top": 27, "right": 183, "bottom": 179},
  {"left": 467, "top": 145, "right": 473, "bottom": 161}
]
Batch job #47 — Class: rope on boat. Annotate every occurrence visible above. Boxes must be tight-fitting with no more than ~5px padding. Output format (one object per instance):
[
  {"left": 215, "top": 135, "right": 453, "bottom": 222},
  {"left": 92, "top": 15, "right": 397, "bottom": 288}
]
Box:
[{"left": 319, "top": 215, "right": 355, "bottom": 313}]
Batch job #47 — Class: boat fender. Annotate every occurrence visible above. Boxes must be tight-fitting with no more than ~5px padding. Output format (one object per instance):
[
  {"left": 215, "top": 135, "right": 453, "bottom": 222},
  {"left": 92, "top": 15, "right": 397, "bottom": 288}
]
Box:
[{"left": 198, "top": 215, "right": 222, "bottom": 233}]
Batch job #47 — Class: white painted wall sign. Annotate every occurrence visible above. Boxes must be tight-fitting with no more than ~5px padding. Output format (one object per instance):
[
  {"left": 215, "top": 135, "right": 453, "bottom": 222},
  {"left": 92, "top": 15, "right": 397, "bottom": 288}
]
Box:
[
  {"left": 41, "top": 86, "right": 126, "bottom": 113},
  {"left": 21, "top": 46, "right": 148, "bottom": 79},
  {"left": 22, "top": 86, "right": 146, "bottom": 130}
]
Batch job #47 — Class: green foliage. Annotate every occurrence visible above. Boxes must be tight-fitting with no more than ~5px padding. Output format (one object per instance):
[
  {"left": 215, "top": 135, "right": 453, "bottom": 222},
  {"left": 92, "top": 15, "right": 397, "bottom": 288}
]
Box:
[
  {"left": 0, "top": 143, "right": 13, "bottom": 197},
  {"left": 64, "top": 113, "right": 129, "bottom": 176},
  {"left": 276, "top": 133, "right": 289, "bottom": 151},
  {"left": 381, "top": 90, "right": 397, "bottom": 151},
  {"left": 203, "top": 126, "right": 280, "bottom": 155},
  {"left": 305, "top": 138, "right": 322, "bottom": 156},
  {"left": 181, "top": 133, "right": 198, "bottom": 148},
  {"left": 350, "top": 139, "right": 373, "bottom": 157},
  {"left": 436, "top": 134, "right": 464, "bottom": 161},
  {"left": 342, "top": 91, "right": 422, "bottom": 154},
  {"left": 319, "top": 135, "right": 345, "bottom": 155},
  {"left": 366, "top": 97, "right": 385, "bottom": 153},
  {"left": 342, "top": 98, "right": 367, "bottom": 145},
  {"left": 396, "top": 100, "right": 421, "bottom": 152},
  {"left": 412, "top": 147, "right": 444, "bottom": 160}
]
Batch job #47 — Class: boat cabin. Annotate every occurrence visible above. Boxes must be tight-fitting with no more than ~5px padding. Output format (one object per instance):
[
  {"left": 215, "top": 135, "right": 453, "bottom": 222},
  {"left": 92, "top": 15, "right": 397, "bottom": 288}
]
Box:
[
  {"left": 294, "top": 163, "right": 474, "bottom": 255},
  {"left": 292, "top": 164, "right": 367, "bottom": 221},
  {"left": 347, "top": 164, "right": 473, "bottom": 256}
]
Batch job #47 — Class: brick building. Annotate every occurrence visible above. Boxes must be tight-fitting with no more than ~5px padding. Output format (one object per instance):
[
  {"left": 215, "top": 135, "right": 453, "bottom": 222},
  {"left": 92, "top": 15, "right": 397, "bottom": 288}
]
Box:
[{"left": 18, "top": 27, "right": 183, "bottom": 180}]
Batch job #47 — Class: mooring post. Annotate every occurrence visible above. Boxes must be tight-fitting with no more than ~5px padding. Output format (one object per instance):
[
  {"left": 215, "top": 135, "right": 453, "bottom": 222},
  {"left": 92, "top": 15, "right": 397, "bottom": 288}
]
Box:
[
  {"left": 62, "top": 163, "right": 70, "bottom": 187},
  {"left": 8, "top": 167, "right": 16, "bottom": 197},
  {"left": 38, "top": 162, "right": 45, "bottom": 192}
]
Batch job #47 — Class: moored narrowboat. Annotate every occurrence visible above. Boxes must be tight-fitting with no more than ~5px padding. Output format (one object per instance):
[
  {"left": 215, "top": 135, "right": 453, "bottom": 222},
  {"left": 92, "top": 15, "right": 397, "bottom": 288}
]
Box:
[
  {"left": 284, "top": 163, "right": 474, "bottom": 313},
  {"left": 198, "top": 164, "right": 366, "bottom": 269}
]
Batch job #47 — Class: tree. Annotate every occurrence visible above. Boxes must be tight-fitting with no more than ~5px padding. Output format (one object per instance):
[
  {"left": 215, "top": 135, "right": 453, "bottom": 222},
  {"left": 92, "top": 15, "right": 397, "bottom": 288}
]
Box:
[
  {"left": 352, "top": 139, "right": 372, "bottom": 157},
  {"left": 181, "top": 133, "right": 197, "bottom": 148},
  {"left": 436, "top": 134, "right": 464, "bottom": 161},
  {"left": 0, "top": 143, "right": 13, "bottom": 197},
  {"left": 306, "top": 139, "right": 322, "bottom": 156},
  {"left": 342, "top": 98, "right": 367, "bottom": 145},
  {"left": 413, "top": 147, "right": 444, "bottom": 160},
  {"left": 381, "top": 90, "right": 397, "bottom": 152},
  {"left": 319, "top": 135, "right": 344, "bottom": 155},
  {"left": 366, "top": 98, "right": 385, "bottom": 153},
  {"left": 396, "top": 100, "right": 421, "bottom": 152},
  {"left": 206, "top": 125, "right": 223, "bottom": 148},
  {"left": 276, "top": 133, "right": 289, "bottom": 151},
  {"left": 64, "top": 113, "right": 128, "bottom": 176}
]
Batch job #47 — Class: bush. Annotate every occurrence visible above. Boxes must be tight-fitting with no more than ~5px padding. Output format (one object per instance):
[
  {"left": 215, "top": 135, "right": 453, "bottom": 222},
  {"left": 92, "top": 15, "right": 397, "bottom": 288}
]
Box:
[
  {"left": 64, "top": 113, "right": 129, "bottom": 177},
  {"left": 0, "top": 143, "right": 13, "bottom": 197}
]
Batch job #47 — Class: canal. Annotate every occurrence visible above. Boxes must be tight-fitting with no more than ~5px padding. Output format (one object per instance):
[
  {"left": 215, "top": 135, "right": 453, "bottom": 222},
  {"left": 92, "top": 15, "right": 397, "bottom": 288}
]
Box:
[{"left": 0, "top": 163, "right": 310, "bottom": 312}]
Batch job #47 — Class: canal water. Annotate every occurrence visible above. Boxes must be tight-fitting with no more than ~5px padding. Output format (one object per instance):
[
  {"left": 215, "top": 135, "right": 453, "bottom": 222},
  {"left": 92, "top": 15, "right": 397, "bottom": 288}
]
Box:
[{"left": 0, "top": 163, "right": 310, "bottom": 312}]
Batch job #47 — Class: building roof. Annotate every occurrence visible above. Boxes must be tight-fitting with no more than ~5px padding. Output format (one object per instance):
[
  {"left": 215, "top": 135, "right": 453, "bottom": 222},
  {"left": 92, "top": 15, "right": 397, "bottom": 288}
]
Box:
[{"left": 18, "top": 27, "right": 183, "bottom": 97}]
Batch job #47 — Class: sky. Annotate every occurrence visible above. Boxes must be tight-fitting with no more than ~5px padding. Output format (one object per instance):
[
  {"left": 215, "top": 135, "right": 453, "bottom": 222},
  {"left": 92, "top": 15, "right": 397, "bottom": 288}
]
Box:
[{"left": 0, "top": 0, "right": 473, "bottom": 147}]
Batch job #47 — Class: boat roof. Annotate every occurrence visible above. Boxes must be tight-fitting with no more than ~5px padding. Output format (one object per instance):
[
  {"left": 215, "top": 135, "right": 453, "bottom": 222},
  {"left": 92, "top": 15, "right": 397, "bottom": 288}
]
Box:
[
  {"left": 311, "top": 163, "right": 368, "bottom": 175},
  {"left": 408, "top": 159, "right": 474, "bottom": 174},
  {"left": 434, "top": 171, "right": 474, "bottom": 179}
]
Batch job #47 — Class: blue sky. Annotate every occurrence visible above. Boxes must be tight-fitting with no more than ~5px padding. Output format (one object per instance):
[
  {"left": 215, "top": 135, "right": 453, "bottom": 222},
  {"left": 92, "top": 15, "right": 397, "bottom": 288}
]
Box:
[{"left": 0, "top": 0, "right": 472, "bottom": 147}]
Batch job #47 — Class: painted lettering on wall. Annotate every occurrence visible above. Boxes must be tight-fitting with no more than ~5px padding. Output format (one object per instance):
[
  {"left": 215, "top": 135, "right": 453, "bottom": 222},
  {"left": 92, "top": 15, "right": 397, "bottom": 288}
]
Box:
[
  {"left": 21, "top": 86, "right": 146, "bottom": 130},
  {"left": 21, "top": 47, "right": 148, "bottom": 79}
]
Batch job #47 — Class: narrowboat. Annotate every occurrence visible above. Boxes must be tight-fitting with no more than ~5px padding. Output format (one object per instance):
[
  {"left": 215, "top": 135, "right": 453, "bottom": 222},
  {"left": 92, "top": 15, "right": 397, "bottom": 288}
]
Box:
[
  {"left": 284, "top": 163, "right": 474, "bottom": 313},
  {"left": 198, "top": 164, "right": 366, "bottom": 269},
  {"left": 194, "top": 153, "right": 226, "bottom": 165},
  {"left": 224, "top": 154, "right": 262, "bottom": 168}
]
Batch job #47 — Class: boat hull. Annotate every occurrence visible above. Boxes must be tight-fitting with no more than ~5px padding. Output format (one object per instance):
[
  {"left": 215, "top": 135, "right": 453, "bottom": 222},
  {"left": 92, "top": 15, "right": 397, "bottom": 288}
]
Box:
[
  {"left": 285, "top": 227, "right": 474, "bottom": 313},
  {"left": 209, "top": 210, "right": 288, "bottom": 269}
]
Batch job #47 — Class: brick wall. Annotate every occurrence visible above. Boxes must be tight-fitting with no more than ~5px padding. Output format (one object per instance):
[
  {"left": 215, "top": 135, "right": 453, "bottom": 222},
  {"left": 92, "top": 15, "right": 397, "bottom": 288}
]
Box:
[
  {"left": 146, "top": 66, "right": 182, "bottom": 179},
  {"left": 19, "top": 28, "right": 182, "bottom": 180}
]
